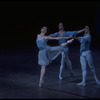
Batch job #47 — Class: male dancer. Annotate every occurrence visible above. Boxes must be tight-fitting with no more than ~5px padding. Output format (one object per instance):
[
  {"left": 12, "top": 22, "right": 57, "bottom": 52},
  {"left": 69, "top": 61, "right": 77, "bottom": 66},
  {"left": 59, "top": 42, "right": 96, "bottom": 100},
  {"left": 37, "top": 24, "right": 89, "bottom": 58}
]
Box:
[
  {"left": 68, "top": 26, "right": 100, "bottom": 86},
  {"left": 50, "top": 23, "right": 86, "bottom": 79}
]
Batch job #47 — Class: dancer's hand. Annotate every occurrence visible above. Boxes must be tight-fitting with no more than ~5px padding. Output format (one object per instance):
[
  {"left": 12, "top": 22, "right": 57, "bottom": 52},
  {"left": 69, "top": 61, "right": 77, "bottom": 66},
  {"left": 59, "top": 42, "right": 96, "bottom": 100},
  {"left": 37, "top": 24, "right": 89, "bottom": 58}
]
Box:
[
  {"left": 72, "top": 37, "right": 79, "bottom": 40},
  {"left": 71, "top": 37, "right": 75, "bottom": 39},
  {"left": 65, "top": 36, "right": 72, "bottom": 39},
  {"left": 68, "top": 36, "right": 73, "bottom": 39},
  {"left": 68, "top": 36, "right": 75, "bottom": 39}
]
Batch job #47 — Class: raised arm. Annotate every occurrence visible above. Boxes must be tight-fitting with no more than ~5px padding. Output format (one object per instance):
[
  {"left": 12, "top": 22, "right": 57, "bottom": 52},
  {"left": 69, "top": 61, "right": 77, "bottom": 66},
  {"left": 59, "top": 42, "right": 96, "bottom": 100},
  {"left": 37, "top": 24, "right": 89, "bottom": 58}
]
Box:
[{"left": 45, "top": 36, "right": 72, "bottom": 40}]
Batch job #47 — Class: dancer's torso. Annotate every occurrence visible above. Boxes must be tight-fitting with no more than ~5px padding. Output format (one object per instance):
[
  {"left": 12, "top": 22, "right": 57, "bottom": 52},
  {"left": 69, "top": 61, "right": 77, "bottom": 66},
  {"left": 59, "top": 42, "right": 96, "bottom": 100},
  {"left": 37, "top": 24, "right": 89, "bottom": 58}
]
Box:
[
  {"left": 80, "top": 34, "right": 91, "bottom": 53},
  {"left": 36, "top": 37, "right": 47, "bottom": 50}
]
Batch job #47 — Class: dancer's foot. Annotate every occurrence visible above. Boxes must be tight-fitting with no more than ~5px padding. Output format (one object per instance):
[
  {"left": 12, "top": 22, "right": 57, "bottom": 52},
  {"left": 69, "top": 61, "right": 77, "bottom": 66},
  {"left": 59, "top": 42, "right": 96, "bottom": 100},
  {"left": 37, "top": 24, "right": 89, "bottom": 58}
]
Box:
[
  {"left": 59, "top": 75, "right": 63, "bottom": 80},
  {"left": 39, "top": 80, "right": 44, "bottom": 87},
  {"left": 77, "top": 82, "right": 86, "bottom": 86}
]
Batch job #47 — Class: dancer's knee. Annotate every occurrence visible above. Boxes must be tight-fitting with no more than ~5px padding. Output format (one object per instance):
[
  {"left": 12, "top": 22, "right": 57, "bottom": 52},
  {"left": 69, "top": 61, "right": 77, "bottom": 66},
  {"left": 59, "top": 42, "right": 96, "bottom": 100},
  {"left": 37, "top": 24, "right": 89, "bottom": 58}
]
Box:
[
  {"left": 81, "top": 66, "right": 86, "bottom": 71},
  {"left": 90, "top": 66, "right": 95, "bottom": 71}
]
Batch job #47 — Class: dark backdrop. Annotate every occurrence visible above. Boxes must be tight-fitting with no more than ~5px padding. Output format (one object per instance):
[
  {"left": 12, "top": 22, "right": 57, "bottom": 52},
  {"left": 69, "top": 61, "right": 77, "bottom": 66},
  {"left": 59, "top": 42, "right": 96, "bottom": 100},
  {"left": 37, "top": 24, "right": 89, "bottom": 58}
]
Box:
[{"left": 0, "top": 1, "right": 100, "bottom": 49}]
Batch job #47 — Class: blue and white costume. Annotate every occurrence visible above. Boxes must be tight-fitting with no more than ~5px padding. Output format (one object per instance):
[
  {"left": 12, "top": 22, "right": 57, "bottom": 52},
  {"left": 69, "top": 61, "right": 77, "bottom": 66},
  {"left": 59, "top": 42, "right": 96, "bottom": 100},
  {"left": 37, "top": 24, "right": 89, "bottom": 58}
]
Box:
[
  {"left": 77, "top": 33, "right": 100, "bottom": 86},
  {"left": 50, "top": 31, "right": 77, "bottom": 79},
  {"left": 36, "top": 37, "right": 63, "bottom": 66}
]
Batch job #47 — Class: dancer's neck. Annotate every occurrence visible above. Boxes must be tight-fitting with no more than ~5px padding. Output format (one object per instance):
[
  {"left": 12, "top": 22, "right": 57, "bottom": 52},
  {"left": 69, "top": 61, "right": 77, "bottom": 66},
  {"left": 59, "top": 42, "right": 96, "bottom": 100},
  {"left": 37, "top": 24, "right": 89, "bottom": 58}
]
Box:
[
  {"left": 59, "top": 29, "right": 64, "bottom": 33},
  {"left": 40, "top": 32, "right": 45, "bottom": 36}
]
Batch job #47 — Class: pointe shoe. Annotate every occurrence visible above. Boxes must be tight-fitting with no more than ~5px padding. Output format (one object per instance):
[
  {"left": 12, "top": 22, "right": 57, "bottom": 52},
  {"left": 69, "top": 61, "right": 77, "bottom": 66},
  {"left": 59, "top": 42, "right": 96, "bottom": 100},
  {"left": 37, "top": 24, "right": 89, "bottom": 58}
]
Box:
[
  {"left": 39, "top": 80, "right": 44, "bottom": 87},
  {"left": 77, "top": 82, "right": 86, "bottom": 86},
  {"left": 59, "top": 75, "right": 63, "bottom": 80}
]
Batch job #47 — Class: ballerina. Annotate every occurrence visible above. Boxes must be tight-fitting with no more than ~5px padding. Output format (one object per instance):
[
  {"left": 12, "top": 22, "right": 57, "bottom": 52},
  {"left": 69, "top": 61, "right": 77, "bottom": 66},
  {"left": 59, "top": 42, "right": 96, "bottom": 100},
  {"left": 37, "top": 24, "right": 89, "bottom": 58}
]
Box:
[{"left": 36, "top": 26, "right": 74, "bottom": 87}]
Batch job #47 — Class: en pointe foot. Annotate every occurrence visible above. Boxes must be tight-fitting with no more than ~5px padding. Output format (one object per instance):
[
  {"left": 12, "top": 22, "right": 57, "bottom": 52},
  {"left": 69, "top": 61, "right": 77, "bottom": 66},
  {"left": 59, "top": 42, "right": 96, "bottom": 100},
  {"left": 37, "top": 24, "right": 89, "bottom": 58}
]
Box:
[{"left": 39, "top": 80, "right": 44, "bottom": 87}]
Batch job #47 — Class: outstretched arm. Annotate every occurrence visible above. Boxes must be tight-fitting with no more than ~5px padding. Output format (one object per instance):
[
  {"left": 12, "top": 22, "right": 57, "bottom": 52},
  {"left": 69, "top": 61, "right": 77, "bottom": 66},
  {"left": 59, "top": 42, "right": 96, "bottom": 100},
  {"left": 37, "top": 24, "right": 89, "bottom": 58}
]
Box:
[
  {"left": 45, "top": 36, "right": 72, "bottom": 40},
  {"left": 77, "top": 28, "right": 86, "bottom": 34}
]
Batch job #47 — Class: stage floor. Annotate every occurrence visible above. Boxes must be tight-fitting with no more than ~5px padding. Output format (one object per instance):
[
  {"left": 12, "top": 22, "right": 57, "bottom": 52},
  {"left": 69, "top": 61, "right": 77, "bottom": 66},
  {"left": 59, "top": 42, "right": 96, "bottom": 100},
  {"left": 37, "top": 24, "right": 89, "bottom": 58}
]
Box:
[{"left": 0, "top": 45, "right": 100, "bottom": 99}]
